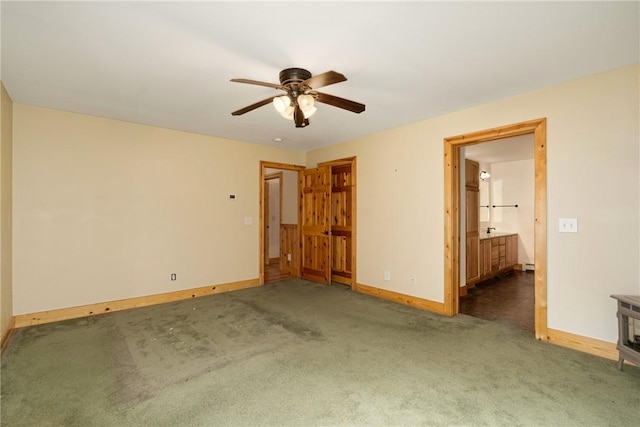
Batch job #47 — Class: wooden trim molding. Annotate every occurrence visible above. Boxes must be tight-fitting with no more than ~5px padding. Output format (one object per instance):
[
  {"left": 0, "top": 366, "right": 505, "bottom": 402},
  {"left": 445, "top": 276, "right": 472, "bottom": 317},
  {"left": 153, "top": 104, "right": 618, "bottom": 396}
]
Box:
[
  {"left": 547, "top": 328, "right": 619, "bottom": 362},
  {"left": 354, "top": 283, "right": 446, "bottom": 315},
  {"left": 14, "top": 278, "right": 261, "bottom": 328},
  {"left": 1, "top": 317, "right": 16, "bottom": 354},
  {"left": 459, "top": 285, "right": 468, "bottom": 297},
  {"left": 444, "top": 118, "right": 548, "bottom": 340}
]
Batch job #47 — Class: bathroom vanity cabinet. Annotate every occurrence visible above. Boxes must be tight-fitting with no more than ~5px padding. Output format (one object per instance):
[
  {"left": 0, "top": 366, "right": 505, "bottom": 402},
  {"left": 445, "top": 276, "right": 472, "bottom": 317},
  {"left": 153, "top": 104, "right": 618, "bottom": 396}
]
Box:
[{"left": 473, "top": 233, "right": 518, "bottom": 285}]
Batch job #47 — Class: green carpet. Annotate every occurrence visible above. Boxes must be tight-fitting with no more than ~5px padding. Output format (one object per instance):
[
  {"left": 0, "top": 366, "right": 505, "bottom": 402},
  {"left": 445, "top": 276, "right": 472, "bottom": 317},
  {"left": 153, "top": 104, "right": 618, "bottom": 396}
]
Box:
[{"left": 2, "top": 279, "right": 639, "bottom": 426}]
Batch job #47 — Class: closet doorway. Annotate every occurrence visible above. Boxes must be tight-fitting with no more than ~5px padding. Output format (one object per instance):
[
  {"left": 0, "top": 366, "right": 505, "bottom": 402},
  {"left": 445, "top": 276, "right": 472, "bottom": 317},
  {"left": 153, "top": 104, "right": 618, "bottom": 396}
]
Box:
[
  {"left": 259, "top": 158, "right": 357, "bottom": 288},
  {"left": 263, "top": 171, "right": 282, "bottom": 268},
  {"left": 260, "top": 162, "right": 304, "bottom": 284}
]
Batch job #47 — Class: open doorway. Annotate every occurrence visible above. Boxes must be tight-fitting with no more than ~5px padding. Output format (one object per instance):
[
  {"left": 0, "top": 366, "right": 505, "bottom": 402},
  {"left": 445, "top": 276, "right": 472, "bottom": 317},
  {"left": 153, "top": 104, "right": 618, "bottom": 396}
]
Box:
[
  {"left": 259, "top": 161, "right": 305, "bottom": 284},
  {"left": 264, "top": 171, "right": 288, "bottom": 283},
  {"left": 443, "top": 118, "right": 548, "bottom": 341},
  {"left": 259, "top": 158, "right": 357, "bottom": 288},
  {"left": 459, "top": 136, "right": 536, "bottom": 332}
]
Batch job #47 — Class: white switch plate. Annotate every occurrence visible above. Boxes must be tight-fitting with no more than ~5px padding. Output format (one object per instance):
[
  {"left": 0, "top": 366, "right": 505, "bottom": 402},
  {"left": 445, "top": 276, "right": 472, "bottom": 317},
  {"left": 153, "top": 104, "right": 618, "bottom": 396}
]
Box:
[
  {"left": 384, "top": 271, "right": 391, "bottom": 281},
  {"left": 559, "top": 218, "right": 578, "bottom": 233},
  {"left": 244, "top": 217, "right": 253, "bottom": 226}
]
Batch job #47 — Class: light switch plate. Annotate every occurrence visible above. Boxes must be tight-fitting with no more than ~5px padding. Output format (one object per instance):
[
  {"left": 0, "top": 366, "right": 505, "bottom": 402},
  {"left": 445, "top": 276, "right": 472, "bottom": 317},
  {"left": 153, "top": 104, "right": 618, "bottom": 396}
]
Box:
[
  {"left": 559, "top": 218, "right": 578, "bottom": 233},
  {"left": 244, "top": 217, "right": 253, "bottom": 226}
]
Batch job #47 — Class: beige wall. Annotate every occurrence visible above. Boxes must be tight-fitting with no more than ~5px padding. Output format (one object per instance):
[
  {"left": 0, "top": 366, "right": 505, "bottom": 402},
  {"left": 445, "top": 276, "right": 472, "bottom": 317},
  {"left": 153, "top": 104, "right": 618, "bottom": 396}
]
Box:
[
  {"left": 490, "top": 159, "right": 535, "bottom": 265},
  {"left": 12, "top": 105, "right": 305, "bottom": 314},
  {"left": 307, "top": 64, "right": 640, "bottom": 343},
  {"left": 10, "top": 65, "right": 639, "bottom": 345},
  {"left": 1, "top": 82, "right": 14, "bottom": 336},
  {"left": 267, "top": 177, "right": 280, "bottom": 258},
  {"left": 281, "top": 169, "right": 298, "bottom": 224}
]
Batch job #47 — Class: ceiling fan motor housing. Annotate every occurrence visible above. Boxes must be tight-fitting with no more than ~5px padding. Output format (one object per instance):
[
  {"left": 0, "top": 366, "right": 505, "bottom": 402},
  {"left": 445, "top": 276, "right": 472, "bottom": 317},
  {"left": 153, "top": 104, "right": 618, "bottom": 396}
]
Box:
[{"left": 279, "top": 68, "right": 312, "bottom": 86}]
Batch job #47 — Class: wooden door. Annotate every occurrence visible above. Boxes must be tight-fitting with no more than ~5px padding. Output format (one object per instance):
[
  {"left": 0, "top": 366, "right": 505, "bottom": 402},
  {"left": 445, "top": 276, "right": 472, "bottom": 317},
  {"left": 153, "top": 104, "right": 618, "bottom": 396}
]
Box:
[
  {"left": 465, "top": 160, "right": 480, "bottom": 187},
  {"left": 300, "top": 167, "right": 331, "bottom": 284},
  {"left": 498, "top": 236, "right": 507, "bottom": 270},
  {"left": 465, "top": 187, "right": 480, "bottom": 283},
  {"left": 465, "top": 159, "right": 480, "bottom": 285},
  {"left": 481, "top": 239, "right": 492, "bottom": 277},
  {"left": 490, "top": 238, "right": 499, "bottom": 274},
  {"left": 330, "top": 164, "right": 353, "bottom": 285}
]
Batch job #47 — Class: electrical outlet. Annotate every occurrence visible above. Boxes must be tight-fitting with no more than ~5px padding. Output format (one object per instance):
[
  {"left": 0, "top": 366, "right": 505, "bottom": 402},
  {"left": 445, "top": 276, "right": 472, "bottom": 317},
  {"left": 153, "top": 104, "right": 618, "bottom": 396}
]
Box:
[
  {"left": 287, "top": 253, "right": 292, "bottom": 261},
  {"left": 384, "top": 271, "right": 391, "bottom": 281},
  {"left": 410, "top": 278, "right": 416, "bottom": 286},
  {"left": 171, "top": 273, "right": 177, "bottom": 281}
]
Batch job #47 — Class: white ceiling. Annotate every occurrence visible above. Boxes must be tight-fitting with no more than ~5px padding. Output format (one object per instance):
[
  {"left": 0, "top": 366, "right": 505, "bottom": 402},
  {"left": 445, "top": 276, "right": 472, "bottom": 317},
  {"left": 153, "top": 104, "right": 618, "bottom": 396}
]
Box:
[{"left": 1, "top": 1, "right": 638, "bottom": 151}]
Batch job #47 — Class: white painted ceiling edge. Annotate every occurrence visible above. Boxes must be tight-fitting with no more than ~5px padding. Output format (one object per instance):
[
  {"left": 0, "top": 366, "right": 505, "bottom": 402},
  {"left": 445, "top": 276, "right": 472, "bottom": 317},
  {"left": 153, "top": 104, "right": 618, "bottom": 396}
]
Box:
[{"left": 2, "top": 1, "right": 638, "bottom": 151}]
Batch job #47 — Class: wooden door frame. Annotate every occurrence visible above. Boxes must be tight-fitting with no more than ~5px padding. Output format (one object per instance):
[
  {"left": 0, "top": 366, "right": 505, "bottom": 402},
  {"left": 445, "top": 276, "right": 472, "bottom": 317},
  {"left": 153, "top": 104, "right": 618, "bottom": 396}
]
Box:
[
  {"left": 443, "top": 118, "right": 548, "bottom": 340},
  {"left": 318, "top": 156, "right": 357, "bottom": 289},
  {"left": 259, "top": 161, "right": 305, "bottom": 284}
]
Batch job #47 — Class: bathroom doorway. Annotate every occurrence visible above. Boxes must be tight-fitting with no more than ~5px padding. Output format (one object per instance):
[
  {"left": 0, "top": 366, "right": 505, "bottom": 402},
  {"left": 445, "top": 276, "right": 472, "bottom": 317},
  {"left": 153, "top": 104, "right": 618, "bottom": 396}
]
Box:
[
  {"left": 459, "top": 136, "right": 536, "bottom": 332},
  {"left": 443, "top": 118, "right": 548, "bottom": 340}
]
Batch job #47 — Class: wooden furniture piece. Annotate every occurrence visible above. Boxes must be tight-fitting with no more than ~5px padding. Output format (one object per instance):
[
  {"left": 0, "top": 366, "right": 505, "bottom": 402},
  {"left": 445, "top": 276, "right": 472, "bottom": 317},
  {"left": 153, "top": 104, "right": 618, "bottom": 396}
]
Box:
[
  {"left": 610, "top": 295, "right": 640, "bottom": 370},
  {"left": 472, "top": 233, "right": 518, "bottom": 285}
]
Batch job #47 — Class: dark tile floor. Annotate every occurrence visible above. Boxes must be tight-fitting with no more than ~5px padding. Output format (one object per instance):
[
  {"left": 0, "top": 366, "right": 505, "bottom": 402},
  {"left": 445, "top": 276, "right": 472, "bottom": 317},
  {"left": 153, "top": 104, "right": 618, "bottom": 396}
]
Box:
[{"left": 460, "top": 270, "right": 534, "bottom": 333}]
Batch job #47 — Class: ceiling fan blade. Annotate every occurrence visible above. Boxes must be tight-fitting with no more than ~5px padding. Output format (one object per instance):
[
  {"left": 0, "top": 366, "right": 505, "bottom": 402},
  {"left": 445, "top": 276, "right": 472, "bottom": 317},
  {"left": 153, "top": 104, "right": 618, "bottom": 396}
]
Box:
[
  {"left": 302, "top": 71, "right": 347, "bottom": 90},
  {"left": 316, "top": 92, "right": 366, "bottom": 113},
  {"left": 230, "top": 78, "right": 283, "bottom": 90},
  {"left": 231, "top": 97, "right": 274, "bottom": 116}
]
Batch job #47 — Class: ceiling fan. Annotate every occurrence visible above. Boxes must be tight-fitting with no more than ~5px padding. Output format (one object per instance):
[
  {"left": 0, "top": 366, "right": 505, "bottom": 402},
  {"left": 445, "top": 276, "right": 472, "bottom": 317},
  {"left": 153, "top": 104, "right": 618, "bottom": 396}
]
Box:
[{"left": 230, "top": 68, "right": 365, "bottom": 128}]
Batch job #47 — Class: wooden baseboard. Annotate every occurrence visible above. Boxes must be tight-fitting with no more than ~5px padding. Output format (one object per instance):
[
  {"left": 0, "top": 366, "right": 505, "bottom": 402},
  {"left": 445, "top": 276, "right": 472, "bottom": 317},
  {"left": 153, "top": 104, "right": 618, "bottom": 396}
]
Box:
[
  {"left": 459, "top": 285, "right": 468, "bottom": 297},
  {"left": 332, "top": 274, "right": 352, "bottom": 286},
  {"left": 353, "top": 285, "right": 622, "bottom": 363},
  {"left": 1, "top": 316, "right": 16, "bottom": 354},
  {"left": 14, "top": 278, "right": 261, "bottom": 328},
  {"left": 354, "top": 283, "right": 445, "bottom": 315},
  {"left": 547, "top": 328, "right": 619, "bottom": 362}
]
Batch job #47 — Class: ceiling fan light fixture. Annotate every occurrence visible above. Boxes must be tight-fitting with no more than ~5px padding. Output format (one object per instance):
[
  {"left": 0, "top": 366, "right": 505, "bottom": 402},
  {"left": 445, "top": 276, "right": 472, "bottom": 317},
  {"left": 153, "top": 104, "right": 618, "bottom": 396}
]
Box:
[
  {"left": 302, "top": 106, "right": 317, "bottom": 119},
  {"left": 297, "top": 94, "right": 316, "bottom": 118},
  {"left": 280, "top": 105, "right": 295, "bottom": 120},
  {"left": 273, "top": 95, "right": 291, "bottom": 114},
  {"left": 297, "top": 94, "right": 315, "bottom": 109}
]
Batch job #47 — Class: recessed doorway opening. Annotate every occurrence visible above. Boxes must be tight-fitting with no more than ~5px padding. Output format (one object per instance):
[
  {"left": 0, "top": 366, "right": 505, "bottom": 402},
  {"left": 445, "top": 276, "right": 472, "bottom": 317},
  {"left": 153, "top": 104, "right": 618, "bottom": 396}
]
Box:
[
  {"left": 459, "top": 135, "right": 536, "bottom": 332},
  {"left": 443, "top": 118, "right": 548, "bottom": 340}
]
